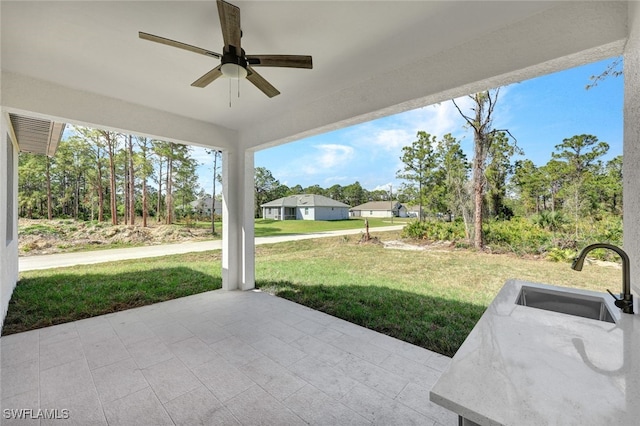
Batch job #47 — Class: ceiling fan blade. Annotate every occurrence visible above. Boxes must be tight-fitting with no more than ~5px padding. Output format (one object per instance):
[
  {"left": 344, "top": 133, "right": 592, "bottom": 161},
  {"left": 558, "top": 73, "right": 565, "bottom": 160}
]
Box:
[
  {"left": 139, "top": 32, "right": 221, "bottom": 59},
  {"left": 246, "top": 55, "right": 313, "bottom": 69},
  {"left": 191, "top": 66, "right": 223, "bottom": 88},
  {"left": 217, "top": 0, "right": 241, "bottom": 53},
  {"left": 246, "top": 67, "right": 280, "bottom": 98}
]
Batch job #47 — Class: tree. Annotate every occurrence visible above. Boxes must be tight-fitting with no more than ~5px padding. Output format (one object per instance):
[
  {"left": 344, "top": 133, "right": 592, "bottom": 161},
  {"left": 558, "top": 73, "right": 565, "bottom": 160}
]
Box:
[
  {"left": 602, "top": 155, "right": 623, "bottom": 214},
  {"left": 513, "top": 159, "right": 546, "bottom": 214},
  {"left": 205, "top": 149, "right": 222, "bottom": 234},
  {"left": 586, "top": 57, "right": 622, "bottom": 90},
  {"left": 551, "top": 134, "right": 609, "bottom": 238},
  {"left": 485, "top": 131, "right": 522, "bottom": 219},
  {"left": 136, "top": 136, "right": 154, "bottom": 227},
  {"left": 152, "top": 140, "right": 172, "bottom": 223},
  {"left": 304, "top": 184, "right": 325, "bottom": 196},
  {"left": 453, "top": 89, "right": 514, "bottom": 249},
  {"left": 173, "top": 148, "right": 199, "bottom": 216},
  {"left": 436, "top": 133, "right": 471, "bottom": 234},
  {"left": 18, "top": 153, "right": 47, "bottom": 218},
  {"left": 97, "top": 130, "right": 121, "bottom": 225},
  {"left": 254, "top": 167, "right": 281, "bottom": 218},
  {"left": 127, "top": 135, "right": 136, "bottom": 225},
  {"left": 75, "top": 127, "right": 107, "bottom": 222},
  {"left": 396, "top": 131, "right": 439, "bottom": 221},
  {"left": 343, "top": 181, "right": 367, "bottom": 207},
  {"left": 327, "top": 184, "right": 344, "bottom": 203}
]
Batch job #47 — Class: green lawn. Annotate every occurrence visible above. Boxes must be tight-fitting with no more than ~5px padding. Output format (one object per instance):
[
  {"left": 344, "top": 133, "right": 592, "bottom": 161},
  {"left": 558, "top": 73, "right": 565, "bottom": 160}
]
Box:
[
  {"left": 254, "top": 217, "right": 406, "bottom": 237},
  {"left": 4, "top": 230, "right": 620, "bottom": 357}
]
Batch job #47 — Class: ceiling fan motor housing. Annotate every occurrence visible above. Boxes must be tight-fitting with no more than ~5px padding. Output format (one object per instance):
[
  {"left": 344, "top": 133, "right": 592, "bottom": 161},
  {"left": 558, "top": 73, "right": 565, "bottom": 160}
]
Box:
[{"left": 222, "top": 46, "right": 247, "bottom": 69}]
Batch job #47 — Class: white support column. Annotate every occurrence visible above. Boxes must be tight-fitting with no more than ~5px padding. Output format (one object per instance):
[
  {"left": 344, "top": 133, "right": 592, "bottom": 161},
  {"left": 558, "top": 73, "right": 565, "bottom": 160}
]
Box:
[
  {"left": 221, "top": 148, "right": 255, "bottom": 291},
  {"left": 241, "top": 151, "right": 255, "bottom": 290},
  {"left": 0, "top": 115, "right": 19, "bottom": 325},
  {"left": 624, "top": 1, "right": 640, "bottom": 296}
]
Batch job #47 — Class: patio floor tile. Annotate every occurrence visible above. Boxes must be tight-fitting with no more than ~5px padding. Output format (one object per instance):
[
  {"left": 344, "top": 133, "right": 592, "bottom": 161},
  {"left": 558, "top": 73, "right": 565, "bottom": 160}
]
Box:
[
  {"left": 39, "top": 337, "right": 84, "bottom": 371},
  {"left": 341, "top": 382, "right": 436, "bottom": 425},
  {"left": 396, "top": 382, "right": 458, "bottom": 425},
  {"left": 0, "top": 289, "right": 455, "bottom": 424},
  {"left": 141, "top": 357, "right": 201, "bottom": 403},
  {"left": 191, "top": 357, "right": 256, "bottom": 402},
  {"left": 2, "top": 359, "right": 39, "bottom": 400},
  {"left": 162, "top": 385, "right": 239, "bottom": 426},
  {"left": 91, "top": 357, "right": 148, "bottom": 403},
  {"left": 168, "top": 336, "right": 218, "bottom": 369},
  {"left": 39, "top": 359, "right": 93, "bottom": 405},
  {"left": 82, "top": 336, "right": 129, "bottom": 370},
  {"left": 1, "top": 329, "right": 39, "bottom": 368},
  {"left": 126, "top": 336, "right": 174, "bottom": 369},
  {"left": 284, "top": 383, "right": 371, "bottom": 425},
  {"left": 225, "top": 385, "right": 306, "bottom": 426},
  {"left": 41, "top": 388, "right": 107, "bottom": 426},
  {"left": 241, "top": 356, "right": 307, "bottom": 401},
  {"left": 102, "top": 387, "right": 173, "bottom": 426}
]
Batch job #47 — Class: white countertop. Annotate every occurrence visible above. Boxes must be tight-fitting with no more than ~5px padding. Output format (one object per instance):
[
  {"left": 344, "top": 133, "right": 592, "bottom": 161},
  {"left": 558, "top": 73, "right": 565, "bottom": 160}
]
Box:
[{"left": 430, "top": 279, "right": 640, "bottom": 426}]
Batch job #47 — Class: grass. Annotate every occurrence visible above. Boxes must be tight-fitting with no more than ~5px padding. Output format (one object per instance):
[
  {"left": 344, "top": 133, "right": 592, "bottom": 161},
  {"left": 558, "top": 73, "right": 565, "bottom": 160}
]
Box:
[
  {"left": 4, "top": 230, "right": 620, "bottom": 357},
  {"left": 254, "top": 217, "right": 406, "bottom": 237},
  {"left": 3, "top": 252, "right": 222, "bottom": 334}
]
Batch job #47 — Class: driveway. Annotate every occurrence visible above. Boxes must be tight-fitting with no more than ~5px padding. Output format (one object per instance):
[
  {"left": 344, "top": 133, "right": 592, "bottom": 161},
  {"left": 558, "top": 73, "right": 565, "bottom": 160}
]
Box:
[{"left": 19, "top": 225, "right": 404, "bottom": 271}]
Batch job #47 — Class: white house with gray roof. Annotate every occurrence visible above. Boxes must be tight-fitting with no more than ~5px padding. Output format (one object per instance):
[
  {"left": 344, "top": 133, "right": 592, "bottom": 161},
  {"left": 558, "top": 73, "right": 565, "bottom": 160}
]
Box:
[
  {"left": 261, "top": 194, "right": 350, "bottom": 221},
  {"left": 350, "top": 201, "right": 406, "bottom": 218}
]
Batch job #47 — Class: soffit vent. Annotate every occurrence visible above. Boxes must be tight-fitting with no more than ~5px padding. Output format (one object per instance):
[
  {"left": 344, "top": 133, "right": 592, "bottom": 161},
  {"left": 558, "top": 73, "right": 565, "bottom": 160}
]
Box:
[{"left": 8, "top": 113, "right": 65, "bottom": 157}]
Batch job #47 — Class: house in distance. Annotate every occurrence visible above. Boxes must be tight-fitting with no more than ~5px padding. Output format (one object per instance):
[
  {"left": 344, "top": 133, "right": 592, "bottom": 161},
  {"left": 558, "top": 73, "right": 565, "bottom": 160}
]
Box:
[
  {"left": 350, "top": 201, "right": 407, "bottom": 218},
  {"left": 261, "top": 194, "right": 350, "bottom": 221}
]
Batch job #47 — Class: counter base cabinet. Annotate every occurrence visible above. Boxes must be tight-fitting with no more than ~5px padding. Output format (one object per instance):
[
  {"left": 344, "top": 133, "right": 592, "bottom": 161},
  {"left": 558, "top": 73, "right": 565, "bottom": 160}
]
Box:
[{"left": 459, "top": 417, "right": 481, "bottom": 426}]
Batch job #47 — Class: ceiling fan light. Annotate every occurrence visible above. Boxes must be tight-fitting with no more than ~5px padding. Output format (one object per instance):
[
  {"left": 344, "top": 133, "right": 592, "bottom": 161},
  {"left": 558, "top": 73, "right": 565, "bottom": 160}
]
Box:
[{"left": 221, "top": 63, "right": 247, "bottom": 79}]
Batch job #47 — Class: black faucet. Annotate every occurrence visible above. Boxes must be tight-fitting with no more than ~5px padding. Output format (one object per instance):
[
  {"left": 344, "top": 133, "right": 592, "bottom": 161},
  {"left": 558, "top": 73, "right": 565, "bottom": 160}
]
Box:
[{"left": 571, "top": 243, "right": 634, "bottom": 315}]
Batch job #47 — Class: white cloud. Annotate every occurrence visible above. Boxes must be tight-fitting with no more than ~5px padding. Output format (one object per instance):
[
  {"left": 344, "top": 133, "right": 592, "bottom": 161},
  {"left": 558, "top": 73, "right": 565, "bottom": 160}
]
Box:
[
  {"left": 301, "top": 144, "right": 355, "bottom": 175},
  {"left": 370, "top": 128, "right": 415, "bottom": 151},
  {"left": 373, "top": 182, "right": 394, "bottom": 192}
]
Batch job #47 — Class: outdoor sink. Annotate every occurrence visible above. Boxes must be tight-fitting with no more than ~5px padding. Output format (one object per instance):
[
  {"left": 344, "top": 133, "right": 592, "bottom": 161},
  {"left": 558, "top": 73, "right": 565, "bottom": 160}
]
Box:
[{"left": 516, "top": 285, "right": 615, "bottom": 323}]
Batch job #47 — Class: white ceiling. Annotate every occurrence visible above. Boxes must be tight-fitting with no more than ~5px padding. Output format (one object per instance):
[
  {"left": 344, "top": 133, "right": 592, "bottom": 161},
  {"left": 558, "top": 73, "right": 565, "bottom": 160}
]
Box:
[{"left": 0, "top": 1, "right": 630, "bottom": 152}]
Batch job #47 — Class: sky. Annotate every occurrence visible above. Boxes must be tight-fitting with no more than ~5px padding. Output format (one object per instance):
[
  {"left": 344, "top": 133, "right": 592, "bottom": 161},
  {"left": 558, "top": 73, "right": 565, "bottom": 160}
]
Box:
[{"left": 193, "top": 57, "right": 623, "bottom": 195}]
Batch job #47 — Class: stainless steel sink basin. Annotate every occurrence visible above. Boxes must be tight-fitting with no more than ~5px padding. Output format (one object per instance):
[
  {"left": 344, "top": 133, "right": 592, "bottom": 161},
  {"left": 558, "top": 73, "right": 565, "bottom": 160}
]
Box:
[{"left": 516, "top": 286, "right": 615, "bottom": 323}]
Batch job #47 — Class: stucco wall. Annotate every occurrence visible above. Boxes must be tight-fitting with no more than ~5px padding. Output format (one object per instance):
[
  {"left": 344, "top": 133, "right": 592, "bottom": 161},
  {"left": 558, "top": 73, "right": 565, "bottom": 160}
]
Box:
[
  {"left": 624, "top": 1, "right": 640, "bottom": 296},
  {"left": 314, "top": 207, "right": 349, "bottom": 221},
  {"left": 356, "top": 210, "right": 393, "bottom": 218},
  {"left": 1, "top": 120, "right": 19, "bottom": 326},
  {"left": 262, "top": 207, "right": 282, "bottom": 220}
]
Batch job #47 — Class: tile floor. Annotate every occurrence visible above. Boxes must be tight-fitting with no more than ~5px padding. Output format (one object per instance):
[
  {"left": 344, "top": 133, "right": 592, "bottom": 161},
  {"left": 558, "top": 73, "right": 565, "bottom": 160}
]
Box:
[{"left": 1, "top": 289, "right": 456, "bottom": 425}]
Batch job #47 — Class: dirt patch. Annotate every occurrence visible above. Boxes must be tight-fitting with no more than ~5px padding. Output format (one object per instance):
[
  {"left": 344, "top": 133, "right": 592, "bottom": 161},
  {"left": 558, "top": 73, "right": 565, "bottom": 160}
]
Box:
[
  {"left": 383, "top": 240, "right": 455, "bottom": 252},
  {"left": 19, "top": 219, "right": 216, "bottom": 256}
]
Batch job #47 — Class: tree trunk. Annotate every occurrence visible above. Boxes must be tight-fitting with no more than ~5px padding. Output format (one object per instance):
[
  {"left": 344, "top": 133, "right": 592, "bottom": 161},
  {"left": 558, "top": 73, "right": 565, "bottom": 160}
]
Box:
[
  {"left": 472, "top": 125, "right": 485, "bottom": 249},
  {"left": 74, "top": 173, "right": 80, "bottom": 219},
  {"left": 212, "top": 151, "right": 218, "bottom": 234},
  {"left": 123, "top": 157, "right": 128, "bottom": 225},
  {"left": 157, "top": 160, "right": 163, "bottom": 223},
  {"left": 128, "top": 135, "right": 135, "bottom": 225},
  {"left": 46, "top": 157, "right": 53, "bottom": 220},
  {"left": 165, "top": 152, "right": 173, "bottom": 225},
  {"left": 97, "top": 154, "right": 104, "bottom": 222},
  {"left": 106, "top": 134, "right": 118, "bottom": 225},
  {"left": 142, "top": 177, "right": 148, "bottom": 227}
]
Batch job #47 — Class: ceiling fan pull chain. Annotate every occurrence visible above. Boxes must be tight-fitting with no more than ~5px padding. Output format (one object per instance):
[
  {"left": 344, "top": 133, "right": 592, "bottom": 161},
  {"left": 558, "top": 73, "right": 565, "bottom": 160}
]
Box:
[{"left": 229, "top": 79, "right": 232, "bottom": 108}]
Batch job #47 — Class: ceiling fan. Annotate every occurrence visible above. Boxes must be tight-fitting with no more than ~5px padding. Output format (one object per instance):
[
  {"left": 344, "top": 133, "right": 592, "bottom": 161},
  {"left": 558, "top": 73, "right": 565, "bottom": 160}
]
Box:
[{"left": 139, "top": 0, "right": 312, "bottom": 98}]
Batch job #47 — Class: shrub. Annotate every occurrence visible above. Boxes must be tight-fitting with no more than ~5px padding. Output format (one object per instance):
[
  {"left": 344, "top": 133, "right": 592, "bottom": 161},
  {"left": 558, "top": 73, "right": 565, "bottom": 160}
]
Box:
[
  {"left": 546, "top": 247, "right": 577, "bottom": 263},
  {"left": 483, "top": 217, "right": 553, "bottom": 255}
]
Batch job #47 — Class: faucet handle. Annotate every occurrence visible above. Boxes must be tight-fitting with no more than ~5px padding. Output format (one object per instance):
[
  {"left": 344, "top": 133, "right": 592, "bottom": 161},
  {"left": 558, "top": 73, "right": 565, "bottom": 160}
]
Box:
[
  {"left": 607, "top": 289, "right": 635, "bottom": 314},
  {"left": 606, "top": 289, "right": 626, "bottom": 310}
]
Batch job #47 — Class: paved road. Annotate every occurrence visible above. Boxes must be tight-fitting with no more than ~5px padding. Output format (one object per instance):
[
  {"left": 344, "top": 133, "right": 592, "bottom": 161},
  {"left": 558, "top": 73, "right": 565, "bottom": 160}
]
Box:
[{"left": 19, "top": 225, "right": 404, "bottom": 272}]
